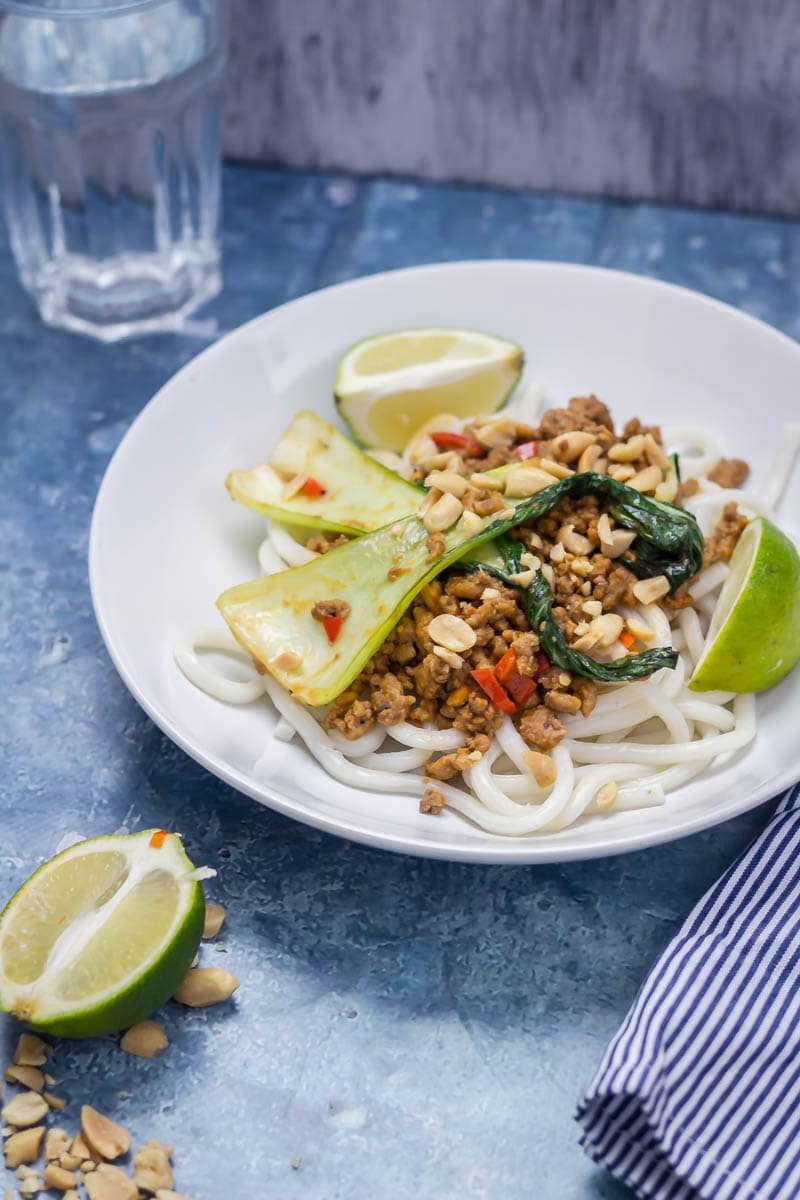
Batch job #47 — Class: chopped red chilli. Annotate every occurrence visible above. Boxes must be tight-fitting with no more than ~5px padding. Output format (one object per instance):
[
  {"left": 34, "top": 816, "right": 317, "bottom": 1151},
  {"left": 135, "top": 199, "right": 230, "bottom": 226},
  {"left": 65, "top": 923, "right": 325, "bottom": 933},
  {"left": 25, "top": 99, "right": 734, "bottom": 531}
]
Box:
[
  {"left": 311, "top": 598, "right": 352, "bottom": 645},
  {"left": 493, "top": 648, "right": 537, "bottom": 706},
  {"left": 470, "top": 667, "right": 517, "bottom": 715},
  {"left": 300, "top": 476, "right": 325, "bottom": 497},
  {"left": 430, "top": 430, "right": 484, "bottom": 456},
  {"left": 322, "top": 615, "right": 343, "bottom": 644}
]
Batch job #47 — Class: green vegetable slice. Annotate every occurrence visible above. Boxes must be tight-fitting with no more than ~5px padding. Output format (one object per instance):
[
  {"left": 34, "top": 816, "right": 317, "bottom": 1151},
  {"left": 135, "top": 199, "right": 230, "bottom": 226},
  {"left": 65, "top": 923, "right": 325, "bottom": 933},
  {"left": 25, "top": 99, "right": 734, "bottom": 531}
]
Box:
[
  {"left": 226, "top": 410, "right": 422, "bottom": 534},
  {"left": 218, "top": 472, "right": 702, "bottom": 705}
]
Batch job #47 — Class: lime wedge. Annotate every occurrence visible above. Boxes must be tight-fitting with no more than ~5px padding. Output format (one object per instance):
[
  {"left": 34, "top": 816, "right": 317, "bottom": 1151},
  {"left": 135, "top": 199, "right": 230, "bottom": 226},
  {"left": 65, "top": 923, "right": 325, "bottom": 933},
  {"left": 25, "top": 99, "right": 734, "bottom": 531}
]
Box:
[
  {"left": 689, "top": 516, "right": 800, "bottom": 693},
  {"left": 334, "top": 327, "right": 523, "bottom": 451},
  {"left": 0, "top": 831, "right": 205, "bottom": 1037}
]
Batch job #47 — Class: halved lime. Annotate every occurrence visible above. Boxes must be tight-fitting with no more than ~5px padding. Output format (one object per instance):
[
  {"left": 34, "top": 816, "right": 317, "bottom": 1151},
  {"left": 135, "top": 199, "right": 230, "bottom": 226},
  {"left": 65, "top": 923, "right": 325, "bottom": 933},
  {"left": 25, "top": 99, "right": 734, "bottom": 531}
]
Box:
[
  {"left": 334, "top": 327, "right": 523, "bottom": 451},
  {"left": 0, "top": 831, "right": 205, "bottom": 1037},
  {"left": 690, "top": 516, "right": 800, "bottom": 693}
]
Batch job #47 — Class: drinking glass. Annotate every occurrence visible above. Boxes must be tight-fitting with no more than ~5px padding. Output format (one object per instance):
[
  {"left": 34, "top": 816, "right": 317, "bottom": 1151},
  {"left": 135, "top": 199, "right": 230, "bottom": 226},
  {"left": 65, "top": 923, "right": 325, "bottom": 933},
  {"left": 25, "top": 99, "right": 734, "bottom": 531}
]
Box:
[{"left": 0, "top": 0, "right": 226, "bottom": 340}]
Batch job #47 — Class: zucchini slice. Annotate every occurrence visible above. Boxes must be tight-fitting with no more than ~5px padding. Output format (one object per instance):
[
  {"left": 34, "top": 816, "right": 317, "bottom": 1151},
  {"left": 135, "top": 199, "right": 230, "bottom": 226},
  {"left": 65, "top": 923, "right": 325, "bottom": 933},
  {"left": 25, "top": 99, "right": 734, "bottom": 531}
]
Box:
[{"left": 226, "top": 410, "right": 423, "bottom": 534}]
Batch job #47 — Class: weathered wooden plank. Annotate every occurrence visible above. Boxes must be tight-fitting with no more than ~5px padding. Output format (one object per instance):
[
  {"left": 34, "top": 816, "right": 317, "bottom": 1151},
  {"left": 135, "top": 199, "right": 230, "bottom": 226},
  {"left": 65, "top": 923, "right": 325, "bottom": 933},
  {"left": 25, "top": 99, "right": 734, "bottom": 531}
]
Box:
[{"left": 224, "top": 0, "right": 800, "bottom": 215}]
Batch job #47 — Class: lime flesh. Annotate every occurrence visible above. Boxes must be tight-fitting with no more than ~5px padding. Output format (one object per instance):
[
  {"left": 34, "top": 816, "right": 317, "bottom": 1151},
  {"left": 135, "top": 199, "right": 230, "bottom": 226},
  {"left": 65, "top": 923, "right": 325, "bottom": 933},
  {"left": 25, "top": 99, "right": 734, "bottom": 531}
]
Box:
[
  {"left": 334, "top": 327, "right": 523, "bottom": 451},
  {"left": 0, "top": 831, "right": 204, "bottom": 1037},
  {"left": 690, "top": 517, "right": 800, "bottom": 693}
]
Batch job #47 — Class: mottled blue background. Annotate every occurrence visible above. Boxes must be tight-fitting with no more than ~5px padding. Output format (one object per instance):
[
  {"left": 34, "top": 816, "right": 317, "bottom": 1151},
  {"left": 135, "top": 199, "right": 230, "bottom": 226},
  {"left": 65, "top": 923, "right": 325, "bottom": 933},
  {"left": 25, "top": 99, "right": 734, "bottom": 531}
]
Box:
[{"left": 2, "top": 167, "right": 798, "bottom": 1199}]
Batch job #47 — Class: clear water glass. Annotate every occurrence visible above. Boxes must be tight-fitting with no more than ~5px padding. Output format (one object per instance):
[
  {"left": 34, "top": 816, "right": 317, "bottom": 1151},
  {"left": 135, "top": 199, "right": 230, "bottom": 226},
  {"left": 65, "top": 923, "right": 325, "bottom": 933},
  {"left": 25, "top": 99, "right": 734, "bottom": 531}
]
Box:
[{"left": 0, "top": 0, "right": 226, "bottom": 340}]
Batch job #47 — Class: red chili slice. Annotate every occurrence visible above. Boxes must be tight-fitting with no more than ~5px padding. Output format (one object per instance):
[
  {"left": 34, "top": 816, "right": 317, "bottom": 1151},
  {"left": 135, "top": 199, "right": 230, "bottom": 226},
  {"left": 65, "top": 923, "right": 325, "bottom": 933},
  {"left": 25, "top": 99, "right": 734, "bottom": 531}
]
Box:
[
  {"left": 430, "top": 431, "right": 484, "bottom": 457},
  {"left": 536, "top": 651, "right": 551, "bottom": 675},
  {"left": 505, "top": 673, "right": 536, "bottom": 706},
  {"left": 493, "top": 647, "right": 519, "bottom": 686},
  {"left": 493, "top": 648, "right": 535, "bottom": 706},
  {"left": 515, "top": 440, "right": 540, "bottom": 460},
  {"left": 300, "top": 476, "right": 325, "bottom": 497},
  {"left": 149, "top": 829, "right": 168, "bottom": 849},
  {"left": 321, "top": 615, "right": 344, "bottom": 644},
  {"left": 470, "top": 668, "right": 517, "bottom": 715}
]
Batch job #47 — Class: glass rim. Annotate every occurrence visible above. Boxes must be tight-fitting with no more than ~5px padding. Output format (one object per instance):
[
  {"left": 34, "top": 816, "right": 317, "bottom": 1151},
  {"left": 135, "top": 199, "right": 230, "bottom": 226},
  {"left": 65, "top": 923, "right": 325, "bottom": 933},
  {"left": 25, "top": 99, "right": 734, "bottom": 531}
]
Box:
[{"left": 0, "top": 0, "right": 170, "bottom": 14}]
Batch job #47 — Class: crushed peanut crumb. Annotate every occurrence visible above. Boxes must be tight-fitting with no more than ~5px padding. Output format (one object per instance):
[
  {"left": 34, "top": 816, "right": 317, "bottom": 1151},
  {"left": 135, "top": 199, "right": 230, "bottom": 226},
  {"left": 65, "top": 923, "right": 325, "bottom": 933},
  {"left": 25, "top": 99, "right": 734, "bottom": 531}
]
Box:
[
  {"left": 172, "top": 968, "right": 239, "bottom": 1008},
  {"left": 80, "top": 1106, "right": 131, "bottom": 1162},
  {"left": 2, "top": 1092, "right": 49, "bottom": 1129},
  {"left": 4, "top": 1067, "right": 44, "bottom": 1093},
  {"left": 13, "top": 1037, "right": 50, "bottom": 1069},
  {"left": 120, "top": 1021, "right": 168, "bottom": 1060},
  {"left": 202, "top": 903, "right": 226, "bottom": 939},
  {"left": 3, "top": 1126, "right": 45, "bottom": 1168},
  {"left": 133, "top": 1140, "right": 173, "bottom": 1194},
  {"left": 83, "top": 1163, "right": 138, "bottom": 1200}
]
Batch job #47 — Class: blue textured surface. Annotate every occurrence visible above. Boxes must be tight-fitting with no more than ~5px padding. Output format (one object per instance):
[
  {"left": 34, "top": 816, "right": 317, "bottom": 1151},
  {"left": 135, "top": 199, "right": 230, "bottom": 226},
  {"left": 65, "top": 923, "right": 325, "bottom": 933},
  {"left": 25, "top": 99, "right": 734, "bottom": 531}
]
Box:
[{"left": 2, "top": 166, "right": 799, "bottom": 1200}]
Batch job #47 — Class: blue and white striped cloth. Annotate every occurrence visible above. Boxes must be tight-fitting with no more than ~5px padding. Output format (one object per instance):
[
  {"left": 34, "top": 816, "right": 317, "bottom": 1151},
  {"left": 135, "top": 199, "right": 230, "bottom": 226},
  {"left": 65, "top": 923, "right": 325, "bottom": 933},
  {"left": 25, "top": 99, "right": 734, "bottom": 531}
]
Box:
[{"left": 577, "top": 783, "right": 800, "bottom": 1200}]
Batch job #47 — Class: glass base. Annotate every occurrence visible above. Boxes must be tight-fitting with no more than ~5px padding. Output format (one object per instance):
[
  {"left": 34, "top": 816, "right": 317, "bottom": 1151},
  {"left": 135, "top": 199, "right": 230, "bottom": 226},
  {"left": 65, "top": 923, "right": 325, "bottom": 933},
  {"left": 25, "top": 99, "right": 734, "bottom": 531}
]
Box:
[{"left": 24, "top": 248, "right": 221, "bottom": 342}]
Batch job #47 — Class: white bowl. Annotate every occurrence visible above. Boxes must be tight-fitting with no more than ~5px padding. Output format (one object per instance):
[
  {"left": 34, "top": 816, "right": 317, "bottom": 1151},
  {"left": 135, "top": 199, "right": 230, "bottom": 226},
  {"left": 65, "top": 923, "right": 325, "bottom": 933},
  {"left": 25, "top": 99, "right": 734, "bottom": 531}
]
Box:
[{"left": 89, "top": 261, "right": 800, "bottom": 863}]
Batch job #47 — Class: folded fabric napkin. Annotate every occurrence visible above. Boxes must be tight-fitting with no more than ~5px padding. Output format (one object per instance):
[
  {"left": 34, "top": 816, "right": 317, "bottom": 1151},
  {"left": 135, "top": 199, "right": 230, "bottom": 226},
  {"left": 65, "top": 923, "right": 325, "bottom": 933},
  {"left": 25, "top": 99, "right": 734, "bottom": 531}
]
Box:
[{"left": 577, "top": 782, "right": 800, "bottom": 1200}]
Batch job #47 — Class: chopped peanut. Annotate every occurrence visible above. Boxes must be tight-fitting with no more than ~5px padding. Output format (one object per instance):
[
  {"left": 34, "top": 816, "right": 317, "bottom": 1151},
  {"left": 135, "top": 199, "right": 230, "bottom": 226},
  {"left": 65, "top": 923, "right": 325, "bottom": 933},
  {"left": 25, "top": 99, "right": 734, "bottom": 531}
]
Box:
[
  {"left": 46, "top": 1129, "right": 72, "bottom": 1162},
  {"left": 632, "top": 575, "right": 670, "bottom": 605},
  {"left": 4, "top": 1126, "right": 45, "bottom": 1168},
  {"left": 4, "top": 1066, "right": 44, "bottom": 1092},
  {"left": 81, "top": 1106, "right": 131, "bottom": 1161},
  {"left": 422, "top": 492, "right": 463, "bottom": 533},
  {"left": 2, "top": 1092, "right": 49, "bottom": 1128},
  {"left": 13, "top": 1036, "right": 50, "bottom": 1068},
  {"left": 427, "top": 614, "right": 477, "bottom": 654},
  {"left": 503, "top": 466, "right": 555, "bottom": 498},
  {"left": 551, "top": 430, "right": 595, "bottom": 462},
  {"left": 133, "top": 1140, "right": 174, "bottom": 1194},
  {"left": 172, "top": 967, "right": 239, "bottom": 1008},
  {"left": 43, "top": 1164, "right": 78, "bottom": 1192},
  {"left": 608, "top": 434, "right": 646, "bottom": 462},
  {"left": 522, "top": 750, "right": 557, "bottom": 788},
  {"left": 595, "top": 781, "right": 618, "bottom": 811},
  {"left": 120, "top": 1020, "right": 169, "bottom": 1059},
  {"left": 84, "top": 1164, "right": 138, "bottom": 1200}
]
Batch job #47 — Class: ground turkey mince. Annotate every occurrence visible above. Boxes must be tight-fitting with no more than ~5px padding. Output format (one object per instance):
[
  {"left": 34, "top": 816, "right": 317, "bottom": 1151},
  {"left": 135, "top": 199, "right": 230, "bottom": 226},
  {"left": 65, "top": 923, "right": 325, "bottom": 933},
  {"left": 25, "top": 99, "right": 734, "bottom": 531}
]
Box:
[{"left": 323, "top": 397, "right": 749, "bottom": 788}]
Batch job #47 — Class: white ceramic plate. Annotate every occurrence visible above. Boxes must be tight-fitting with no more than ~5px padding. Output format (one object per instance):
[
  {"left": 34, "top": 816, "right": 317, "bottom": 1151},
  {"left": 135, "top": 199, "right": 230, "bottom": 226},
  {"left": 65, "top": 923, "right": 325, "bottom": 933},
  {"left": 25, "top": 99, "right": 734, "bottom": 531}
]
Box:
[{"left": 90, "top": 261, "right": 800, "bottom": 863}]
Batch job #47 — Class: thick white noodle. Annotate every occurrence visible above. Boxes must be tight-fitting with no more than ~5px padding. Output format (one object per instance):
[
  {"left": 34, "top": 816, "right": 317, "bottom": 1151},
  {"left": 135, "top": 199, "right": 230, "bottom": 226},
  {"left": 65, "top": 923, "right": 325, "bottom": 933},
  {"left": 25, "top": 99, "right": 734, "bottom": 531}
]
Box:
[
  {"left": 325, "top": 725, "right": 387, "bottom": 757},
  {"left": 689, "top": 561, "right": 729, "bottom": 601},
  {"left": 174, "top": 627, "right": 268, "bottom": 704},
  {"left": 664, "top": 427, "right": 721, "bottom": 478},
  {"left": 389, "top": 722, "right": 465, "bottom": 751},
  {"left": 677, "top": 606, "right": 706, "bottom": 666},
  {"left": 685, "top": 488, "right": 771, "bottom": 528},
  {"left": 761, "top": 424, "right": 800, "bottom": 512},
  {"left": 273, "top": 717, "right": 295, "bottom": 742},
  {"left": 361, "top": 748, "right": 429, "bottom": 771},
  {"left": 257, "top": 535, "right": 289, "bottom": 576},
  {"left": 565, "top": 693, "right": 755, "bottom": 766},
  {"left": 267, "top": 521, "right": 318, "bottom": 566}
]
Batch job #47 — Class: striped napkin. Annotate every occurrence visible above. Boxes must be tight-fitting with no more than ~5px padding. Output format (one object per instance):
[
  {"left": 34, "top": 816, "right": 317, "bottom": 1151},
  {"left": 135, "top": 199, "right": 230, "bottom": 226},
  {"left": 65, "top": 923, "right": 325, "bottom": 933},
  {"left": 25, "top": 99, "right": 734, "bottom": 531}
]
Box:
[{"left": 577, "top": 783, "right": 800, "bottom": 1200}]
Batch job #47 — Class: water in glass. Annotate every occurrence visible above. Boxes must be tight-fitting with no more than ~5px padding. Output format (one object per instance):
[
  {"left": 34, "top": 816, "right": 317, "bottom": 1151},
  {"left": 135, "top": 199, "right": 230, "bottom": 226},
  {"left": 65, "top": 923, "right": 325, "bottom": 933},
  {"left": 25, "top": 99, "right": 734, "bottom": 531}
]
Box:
[{"left": 0, "top": 0, "right": 226, "bottom": 340}]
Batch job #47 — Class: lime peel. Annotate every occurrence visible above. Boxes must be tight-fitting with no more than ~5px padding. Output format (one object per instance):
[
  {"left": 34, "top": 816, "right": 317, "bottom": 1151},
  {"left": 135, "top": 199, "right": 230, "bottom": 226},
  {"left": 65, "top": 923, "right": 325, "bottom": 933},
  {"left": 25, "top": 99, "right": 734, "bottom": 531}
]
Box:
[
  {"left": 0, "top": 830, "right": 205, "bottom": 1037},
  {"left": 334, "top": 326, "right": 523, "bottom": 452},
  {"left": 690, "top": 516, "right": 800, "bottom": 694}
]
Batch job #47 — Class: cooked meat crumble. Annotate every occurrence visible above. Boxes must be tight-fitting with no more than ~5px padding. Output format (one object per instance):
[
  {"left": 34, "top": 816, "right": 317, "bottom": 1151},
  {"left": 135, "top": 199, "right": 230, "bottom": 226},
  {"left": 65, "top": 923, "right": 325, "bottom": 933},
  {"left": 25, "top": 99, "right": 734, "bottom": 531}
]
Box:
[
  {"left": 306, "top": 533, "right": 349, "bottom": 554},
  {"left": 311, "top": 598, "right": 352, "bottom": 621},
  {"left": 708, "top": 458, "right": 750, "bottom": 489},
  {"left": 324, "top": 396, "right": 750, "bottom": 793},
  {"left": 703, "top": 502, "right": 748, "bottom": 567}
]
